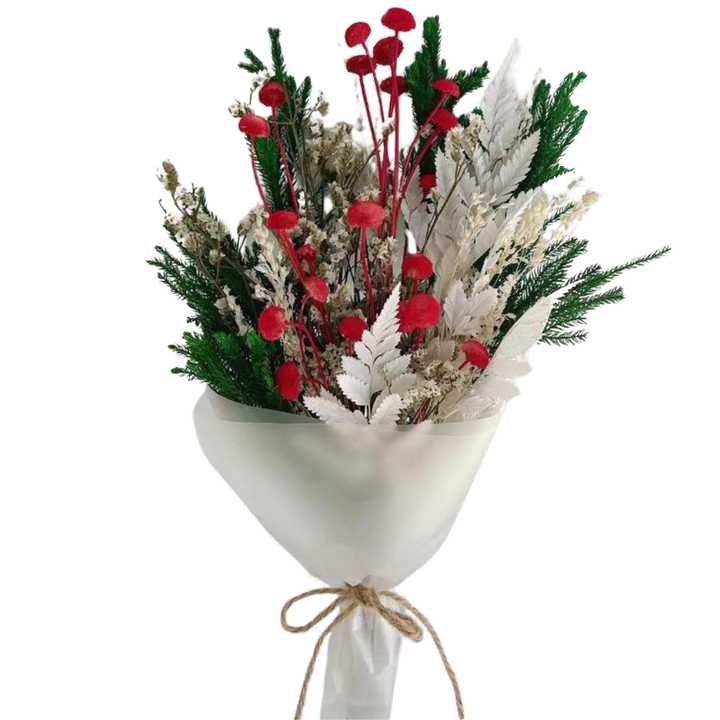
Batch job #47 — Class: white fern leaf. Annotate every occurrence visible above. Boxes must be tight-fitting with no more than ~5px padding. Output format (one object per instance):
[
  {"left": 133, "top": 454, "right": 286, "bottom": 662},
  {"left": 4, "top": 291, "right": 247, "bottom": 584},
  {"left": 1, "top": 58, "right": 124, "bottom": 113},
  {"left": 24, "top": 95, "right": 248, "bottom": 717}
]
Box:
[
  {"left": 479, "top": 40, "right": 520, "bottom": 152},
  {"left": 489, "top": 132, "right": 540, "bottom": 205},
  {"left": 337, "top": 374, "right": 370, "bottom": 407},
  {"left": 444, "top": 280, "right": 472, "bottom": 336},
  {"left": 370, "top": 394, "right": 405, "bottom": 426},
  {"left": 337, "top": 286, "right": 410, "bottom": 410},
  {"left": 304, "top": 389, "right": 367, "bottom": 425}
]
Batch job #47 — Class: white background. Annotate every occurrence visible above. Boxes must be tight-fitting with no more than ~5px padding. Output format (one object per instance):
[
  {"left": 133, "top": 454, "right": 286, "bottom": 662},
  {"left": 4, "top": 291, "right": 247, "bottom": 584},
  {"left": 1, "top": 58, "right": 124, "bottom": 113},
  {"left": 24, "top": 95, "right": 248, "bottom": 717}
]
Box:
[{"left": 1, "top": 1, "right": 718, "bottom": 718}]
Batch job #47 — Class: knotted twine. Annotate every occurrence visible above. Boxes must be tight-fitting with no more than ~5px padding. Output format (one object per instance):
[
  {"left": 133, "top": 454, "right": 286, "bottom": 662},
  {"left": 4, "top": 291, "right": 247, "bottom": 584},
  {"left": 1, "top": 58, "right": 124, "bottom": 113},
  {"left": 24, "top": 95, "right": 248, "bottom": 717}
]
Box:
[{"left": 281, "top": 584, "right": 464, "bottom": 719}]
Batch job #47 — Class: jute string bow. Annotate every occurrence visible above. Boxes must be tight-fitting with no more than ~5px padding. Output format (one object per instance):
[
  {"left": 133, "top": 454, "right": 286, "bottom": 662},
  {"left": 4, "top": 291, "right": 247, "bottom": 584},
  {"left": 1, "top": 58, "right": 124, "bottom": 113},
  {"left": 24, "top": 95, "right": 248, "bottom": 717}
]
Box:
[{"left": 281, "top": 584, "right": 464, "bottom": 719}]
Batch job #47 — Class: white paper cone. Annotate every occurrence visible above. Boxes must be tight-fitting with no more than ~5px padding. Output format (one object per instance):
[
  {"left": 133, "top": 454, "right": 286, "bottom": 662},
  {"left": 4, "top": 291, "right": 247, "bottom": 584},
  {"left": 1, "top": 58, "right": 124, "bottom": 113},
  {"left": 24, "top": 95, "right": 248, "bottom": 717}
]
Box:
[{"left": 193, "top": 388, "right": 502, "bottom": 718}]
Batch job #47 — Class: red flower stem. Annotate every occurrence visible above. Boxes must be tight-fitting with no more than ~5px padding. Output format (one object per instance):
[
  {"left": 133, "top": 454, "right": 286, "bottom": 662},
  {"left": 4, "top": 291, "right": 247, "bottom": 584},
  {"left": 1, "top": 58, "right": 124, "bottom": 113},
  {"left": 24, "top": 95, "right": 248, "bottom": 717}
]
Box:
[
  {"left": 295, "top": 296, "right": 313, "bottom": 381},
  {"left": 400, "top": 95, "right": 447, "bottom": 188},
  {"left": 250, "top": 138, "right": 270, "bottom": 214},
  {"left": 346, "top": 339, "right": 352, "bottom": 355},
  {"left": 360, "top": 227, "right": 376, "bottom": 322},
  {"left": 362, "top": 42, "right": 385, "bottom": 123},
  {"left": 400, "top": 128, "right": 441, "bottom": 198},
  {"left": 301, "top": 375, "right": 322, "bottom": 389},
  {"left": 287, "top": 322, "right": 328, "bottom": 388},
  {"left": 359, "top": 77, "right": 380, "bottom": 169},
  {"left": 389, "top": 37, "right": 401, "bottom": 239},
  {"left": 459, "top": 359, "right": 469, "bottom": 370},
  {"left": 412, "top": 278, "right": 419, "bottom": 296},
  {"left": 277, "top": 230, "right": 306, "bottom": 281},
  {"left": 272, "top": 107, "right": 299, "bottom": 216},
  {"left": 314, "top": 301, "right": 333, "bottom": 344},
  {"left": 413, "top": 327, "right": 425, "bottom": 350}
]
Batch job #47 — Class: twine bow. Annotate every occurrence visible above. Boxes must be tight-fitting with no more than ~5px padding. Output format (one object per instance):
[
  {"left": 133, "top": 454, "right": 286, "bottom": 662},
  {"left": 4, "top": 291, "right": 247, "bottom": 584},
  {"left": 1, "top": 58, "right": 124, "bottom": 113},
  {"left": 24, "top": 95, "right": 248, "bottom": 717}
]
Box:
[{"left": 281, "top": 584, "right": 464, "bottom": 719}]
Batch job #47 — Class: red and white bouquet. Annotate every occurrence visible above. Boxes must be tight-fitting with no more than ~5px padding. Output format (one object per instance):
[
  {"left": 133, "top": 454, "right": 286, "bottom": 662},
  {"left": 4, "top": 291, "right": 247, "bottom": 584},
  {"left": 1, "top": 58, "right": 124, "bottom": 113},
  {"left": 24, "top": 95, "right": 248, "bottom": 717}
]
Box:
[{"left": 151, "top": 7, "right": 666, "bottom": 717}]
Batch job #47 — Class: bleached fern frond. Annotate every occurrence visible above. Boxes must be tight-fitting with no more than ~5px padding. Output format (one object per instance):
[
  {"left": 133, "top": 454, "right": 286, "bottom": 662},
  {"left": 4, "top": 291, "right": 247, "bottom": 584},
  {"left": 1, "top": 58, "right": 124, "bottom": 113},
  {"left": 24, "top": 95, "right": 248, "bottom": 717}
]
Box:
[
  {"left": 485, "top": 132, "right": 540, "bottom": 205},
  {"left": 456, "top": 296, "right": 554, "bottom": 418},
  {"left": 370, "top": 394, "right": 405, "bottom": 426},
  {"left": 337, "top": 285, "right": 410, "bottom": 411},
  {"left": 478, "top": 41, "right": 521, "bottom": 156},
  {"left": 443, "top": 279, "right": 498, "bottom": 337},
  {"left": 304, "top": 388, "right": 368, "bottom": 425}
]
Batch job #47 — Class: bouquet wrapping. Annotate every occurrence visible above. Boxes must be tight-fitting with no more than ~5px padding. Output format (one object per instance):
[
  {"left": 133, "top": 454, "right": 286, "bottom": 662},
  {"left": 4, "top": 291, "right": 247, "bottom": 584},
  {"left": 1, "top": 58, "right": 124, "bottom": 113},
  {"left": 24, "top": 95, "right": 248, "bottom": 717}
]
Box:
[
  {"left": 194, "top": 388, "right": 501, "bottom": 717},
  {"left": 151, "top": 4, "right": 667, "bottom": 716}
]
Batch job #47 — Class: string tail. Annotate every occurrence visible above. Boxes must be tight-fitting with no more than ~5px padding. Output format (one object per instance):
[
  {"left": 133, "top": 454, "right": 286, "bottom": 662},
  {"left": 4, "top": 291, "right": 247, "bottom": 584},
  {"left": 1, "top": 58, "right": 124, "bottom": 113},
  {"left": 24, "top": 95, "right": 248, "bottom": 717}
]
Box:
[{"left": 281, "top": 584, "right": 465, "bottom": 719}]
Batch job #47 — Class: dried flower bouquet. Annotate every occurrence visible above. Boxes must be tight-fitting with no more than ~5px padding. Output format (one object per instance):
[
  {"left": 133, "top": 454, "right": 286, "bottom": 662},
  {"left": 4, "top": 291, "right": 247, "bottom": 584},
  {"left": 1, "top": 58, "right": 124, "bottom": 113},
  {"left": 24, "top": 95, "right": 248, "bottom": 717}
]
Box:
[{"left": 151, "top": 8, "right": 667, "bottom": 718}]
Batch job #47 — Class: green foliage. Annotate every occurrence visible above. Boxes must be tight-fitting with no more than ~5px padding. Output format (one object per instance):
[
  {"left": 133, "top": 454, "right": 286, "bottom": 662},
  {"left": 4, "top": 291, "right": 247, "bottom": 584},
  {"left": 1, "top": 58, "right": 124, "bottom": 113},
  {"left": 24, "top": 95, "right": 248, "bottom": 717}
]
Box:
[
  {"left": 238, "top": 49, "right": 266, "bottom": 74},
  {"left": 502, "top": 238, "right": 670, "bottom": 347},
  {"left": 405, "top": 16, "right": 489, "bottom": 175},
  {"left": 239, "top": 29, "right": 319, "bottom": 219},
  {"left": 519, "top": 72, "right": 588, "bottom": 192},
  {"left": 148, "top": 195, "right": 290, "bottom": 410}
]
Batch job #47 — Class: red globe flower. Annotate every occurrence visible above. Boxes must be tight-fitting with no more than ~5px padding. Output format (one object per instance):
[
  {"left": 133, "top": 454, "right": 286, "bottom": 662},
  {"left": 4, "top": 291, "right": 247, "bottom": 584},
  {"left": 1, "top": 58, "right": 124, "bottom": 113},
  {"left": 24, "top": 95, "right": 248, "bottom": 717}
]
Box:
[
  {"left": 303, "top": 276, "right": 329, "bottom": 304},
  {"left": 402, "top": 254, "right": 434, "bottom": 281},
  {"left": 398, "top": 300, "right": 413, "bottom": 333},
  {"left": 373, "top": 36, "right": 404, "bottom": 66},
  {"left": 339, "top": 316, "right": 368, "bottom": 343},
  {"left": 238, "top": 115, "right": 270, "bottom": 139},
  {"left": 432, "top": 108, "right": 460, "bottom": 132},
  {"left": 420, "top": 174, "right": 437, "bottom": 195},
  {"left": 433, "top": 79, "right": 461, "bottom": 98},
  {"left": 380, "top": 75, "right": 409, "bottom": 95},
  {"left": 381, "top": 8, "right": 416, "bottom": 33},
  {"left": 401, "top": 293, "right": 442, "bottom": 330},
  {"left": 267, "top": 210, "right": 299, "bottom": 232},
  {"left": 275, "top": 361, "right": 303, "bottom": 401},
  {"left": 346, "top": 55, "right": 376, "bottom": 77},
  {"left": 347, "top": 200, "right": 385, "bottom": 229},
  {"left": 297, "top": 244, "right": 319, "bottom": 267},
  {"left": 461, "top": 340, "right": 490, "bottom": 370},
  {"left": 345, "top": 21, "right": 371, "bottom": 48},
  {"left": 258, "top": 306, "right": 287, "bottom": 341},
  {"left": 258, "top": 81, "right": 287, "bottom": 108}
]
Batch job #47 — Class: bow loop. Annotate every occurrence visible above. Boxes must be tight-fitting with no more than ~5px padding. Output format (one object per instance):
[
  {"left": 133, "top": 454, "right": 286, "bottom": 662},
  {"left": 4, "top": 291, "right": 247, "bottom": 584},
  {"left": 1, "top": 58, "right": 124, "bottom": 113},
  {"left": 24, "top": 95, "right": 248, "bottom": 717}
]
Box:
[{"left": 281, "top": 583, "right": 464, "bottom": 719}]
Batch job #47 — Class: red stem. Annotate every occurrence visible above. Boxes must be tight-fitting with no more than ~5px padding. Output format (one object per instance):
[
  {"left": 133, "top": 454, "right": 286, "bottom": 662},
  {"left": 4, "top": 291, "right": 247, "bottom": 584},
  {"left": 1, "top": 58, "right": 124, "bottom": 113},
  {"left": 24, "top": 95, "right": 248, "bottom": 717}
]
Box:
[
  {"left": 459, "top": 359, "right": 469, "bottom": 370},
  {"left": 272, "top": 107, "right": 299, "bottom": 216},
  {"left": 359, "top": 77, "right": 380, "bottom": 170},
  {"left": 360, "top": 228, "right": 376, "bottom": 322},
  {"left": 389, "top": 35, "right": 401, "bottom": 238},
  {"left": 314, "top": 301, "right": 333, "bottom": 344},
  {"left": 413, "top": 327, "right": 425, "bottom": 350},
  {"left": 362, "top": 42, "right": 385, "bottom": 123},
  {"left": 288, "top": 322, "right": 328, "bottom": 388},
  {"left": 277, "top": 230, "right": 306, "bottom": 281},
  {"left": 400, "top": 128, "right": 441, "bottom": 198},
  {"left": 399, "top": 95, "right": 447, "bottom": 189},
  {"left": 250, "top": 138, "right": 270, "bottom": 214}
]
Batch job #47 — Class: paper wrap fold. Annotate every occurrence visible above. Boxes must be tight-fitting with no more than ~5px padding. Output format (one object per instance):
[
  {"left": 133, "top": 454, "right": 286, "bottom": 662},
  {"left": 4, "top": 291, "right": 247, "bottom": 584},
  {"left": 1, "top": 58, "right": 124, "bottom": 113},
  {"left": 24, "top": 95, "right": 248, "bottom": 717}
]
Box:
[{"left": 194, "top": 389, "right": 502, "bottom": 719}]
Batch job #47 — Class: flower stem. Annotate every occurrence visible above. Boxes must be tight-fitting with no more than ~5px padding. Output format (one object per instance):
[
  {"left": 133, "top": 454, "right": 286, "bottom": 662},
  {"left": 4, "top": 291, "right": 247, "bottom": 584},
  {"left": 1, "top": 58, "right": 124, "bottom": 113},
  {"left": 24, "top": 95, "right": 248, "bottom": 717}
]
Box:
[{"left": 272, "top": 107, "right": 300, "bottom": 216}]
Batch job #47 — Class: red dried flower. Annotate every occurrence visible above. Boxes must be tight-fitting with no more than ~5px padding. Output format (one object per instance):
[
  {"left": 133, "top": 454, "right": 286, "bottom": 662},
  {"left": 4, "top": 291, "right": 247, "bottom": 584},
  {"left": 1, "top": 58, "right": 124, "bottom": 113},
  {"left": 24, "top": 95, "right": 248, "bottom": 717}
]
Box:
[
  {"left": 275, "top": 361, "right": 303, "bottom": 401},
  {"left": 402, "top": 254, "right": 434, "bottom": 281},
  {"left": 432, "top": 108, "right": 460, "bottom": 132},
  {"left": 433, "top": 79, "right": 461, "bottom": 98},
  {"left": 339, "top": 316, "right": 368, "bottom": 342},
  {"left": 347, "top": 200, "right": 386, "bottom": 229},
  {"left": 297, "top": 244, "right": 319, "bottom": 265},
  {"left": 238, "top": 115, "right": 270, "bottom": 139},
  {"left": 462, "top": 340, "right": 490, "bottom": 370},
  {"left": 400, "top": 294, "right": 442, "bottom": 330},
  {"left": 258, "top": 81, "right": 287, "bottom": 108},
  {"left": 381, "top": 8, "right": 416, "bottom": 33},
  {"left": 346, "top": 55, "right": 376, "bottom": 77},
  {"left": 345, "top": 21, "right": 371, "bottom": 48},
  {"left": 303, "top": 276, "right": 329, "bottom": 304},
  {"left": 258, "top": 306, "right": 286, "bottom": 341},
  {"left": 373, "top": 36, "right": 404, "bottom": 66},
  {"left": 267, "top": 211, "right": 299, "bottom": 232},
  {"left": 380, "top": 76, "right": 409, "bottom": 95},
  {"left": 398, "top": 300, "right": 413, "bottom": 333},
  {"left": 420, "top": 174, "right": 437, "bottom": 195}
]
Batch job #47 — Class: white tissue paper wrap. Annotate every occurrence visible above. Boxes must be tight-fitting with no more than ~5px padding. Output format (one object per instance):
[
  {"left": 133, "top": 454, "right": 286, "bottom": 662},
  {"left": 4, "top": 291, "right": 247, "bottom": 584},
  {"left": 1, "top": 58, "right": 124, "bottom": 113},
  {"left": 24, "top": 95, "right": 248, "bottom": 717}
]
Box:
[{"left": 194, "top": 388, "right": 502, "bottom": 719}]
